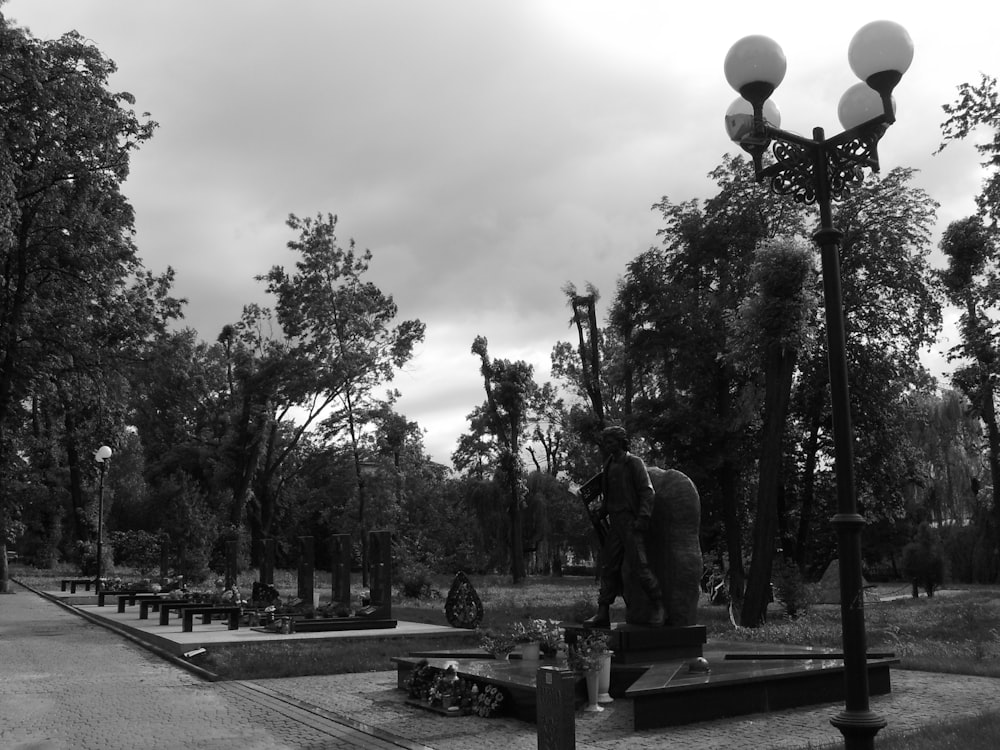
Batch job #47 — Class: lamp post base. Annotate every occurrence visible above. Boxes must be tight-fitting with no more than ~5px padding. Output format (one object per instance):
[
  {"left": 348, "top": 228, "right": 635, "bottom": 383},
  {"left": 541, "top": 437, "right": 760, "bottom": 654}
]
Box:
[{"left": 831, "top": 708, "right": 886, "bottom": 749}]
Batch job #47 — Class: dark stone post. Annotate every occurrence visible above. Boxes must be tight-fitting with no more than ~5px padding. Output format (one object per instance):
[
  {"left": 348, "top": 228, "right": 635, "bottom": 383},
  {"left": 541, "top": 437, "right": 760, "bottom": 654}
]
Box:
[
  {"left": 297, "top": 536, "right": 315, "bottom": 605},
  {"left": 536, "top": 666, "right": 576, "bottom": 750},
  {"left": 331, "top": 534, "right": 352, "bottom": 611},
  {"left": 260, "top": 539, "right": 275, "bottom": 586},
  {"left": 225, "top": 540, "right": 239, "bottom": 589}
]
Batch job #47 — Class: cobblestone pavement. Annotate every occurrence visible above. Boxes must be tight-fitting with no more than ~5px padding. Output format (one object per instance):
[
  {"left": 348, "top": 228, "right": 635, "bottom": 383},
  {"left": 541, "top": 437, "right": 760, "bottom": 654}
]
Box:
[{"left": 4, "top": 582, "right": 1000, "bottom": 749}]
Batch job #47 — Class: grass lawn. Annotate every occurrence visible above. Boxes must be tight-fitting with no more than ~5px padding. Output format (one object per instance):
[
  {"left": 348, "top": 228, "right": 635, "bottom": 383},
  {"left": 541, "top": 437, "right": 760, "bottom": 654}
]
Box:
[{"left": 10, "top": 564, "right": 1000, "bottom": 749}]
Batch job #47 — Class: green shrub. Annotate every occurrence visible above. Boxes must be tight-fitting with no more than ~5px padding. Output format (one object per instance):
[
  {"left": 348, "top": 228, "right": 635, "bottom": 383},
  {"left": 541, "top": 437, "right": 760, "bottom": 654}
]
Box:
[
  {"left": 110, "top": 530, "right": 163, "bottom": 575},
  {"left": 566, "top": 598, "right": 597, "bottom": 623},
  {"left": 902, "top": 522, "right": 945, "bottom": 597},
  {"left": 399, "top": 562, "right": 436, "bottom": 599},
  {"left": 772, "top": 557, "right": 811, "bottom": 618}
]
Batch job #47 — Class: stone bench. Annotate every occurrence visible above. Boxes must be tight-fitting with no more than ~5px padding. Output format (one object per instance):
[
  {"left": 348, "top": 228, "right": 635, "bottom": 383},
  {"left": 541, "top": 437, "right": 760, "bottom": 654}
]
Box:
[
  {"left": 60, "top": 578, "right": 95, "bottom": 593},
  {"left": 140, "top": 596, "right": 192, "bottom": 620},
  {"left": 113, "top": 592, "right": 162, "bottom": 612},
  {"left": 180, "top": 605, "right": 242, "bottom": 632},
  {"left": 157, "top": 601, "right": 207, "bottom": 626}
]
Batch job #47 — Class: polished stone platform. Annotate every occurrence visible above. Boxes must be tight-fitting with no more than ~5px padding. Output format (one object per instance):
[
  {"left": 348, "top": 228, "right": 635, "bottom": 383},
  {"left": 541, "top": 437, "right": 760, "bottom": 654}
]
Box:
[{"left": 393, "top": 639, "right": 897, "bottom": 731}]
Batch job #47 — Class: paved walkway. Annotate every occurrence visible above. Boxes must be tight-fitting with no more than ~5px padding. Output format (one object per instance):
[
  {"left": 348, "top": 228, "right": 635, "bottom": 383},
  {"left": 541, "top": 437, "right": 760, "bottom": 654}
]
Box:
[{"left": 3, "top": 582, "right": 1000, "bottom": 749}]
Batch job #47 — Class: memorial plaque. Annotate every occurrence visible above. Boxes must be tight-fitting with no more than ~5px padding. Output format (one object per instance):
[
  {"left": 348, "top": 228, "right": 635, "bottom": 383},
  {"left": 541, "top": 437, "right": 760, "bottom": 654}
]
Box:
[
  {"left": 361, "top": 530, "right": 391, "bottom": 619},
  {"left": 331, "top": 533, "right": 351, "bottom": 609},
  {"left": 260, "top": 538, "right": 275, "bottom": 586}
]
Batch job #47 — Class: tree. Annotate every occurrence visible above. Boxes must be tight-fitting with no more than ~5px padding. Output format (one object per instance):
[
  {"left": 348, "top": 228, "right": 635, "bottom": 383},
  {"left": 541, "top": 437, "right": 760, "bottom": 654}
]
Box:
[
  {"left": 608, "top": 155, "right": 807, "bottom": 606},
  {"left": 259, "top": 213, "right": 425, "bottom": 582},
  {"left": 938, "top": 74, "right": 1000, "bottom": 225},
  {"left": 737, "top": 238, "right": 816, "bottom": 626},
  {"left": 471, "top": 336, "right": 534, "bottom": 583},
  {"left": 790, "top": 167, "right": 940, "bottom": 572},
  {"left": 0, "top": 19, "right": 161, "bottom": 589},
  {"left": 938, "top": 216, "right": 1000, "bottom": 575}
]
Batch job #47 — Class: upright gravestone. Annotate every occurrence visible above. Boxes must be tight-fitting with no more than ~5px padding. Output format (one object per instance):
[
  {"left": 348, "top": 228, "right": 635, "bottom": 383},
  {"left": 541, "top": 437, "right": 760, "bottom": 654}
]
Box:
[
  {"left": 225, "top": 540, "right": 239, "bottom": 589},
  {"left": 330, "top": 533, "right": 352, "bottom": 616},
  {"left": 260, "top": 538, "right": 275, "bottom": 586},
  {"left": 363, "top": 530, "right": 391, "bottom": 619},
  {"left": 297, "top": 536, "right": 314, "bottom": 606},
  {"left": 159, "top": 538, "right": 169, "bottom": 584}
]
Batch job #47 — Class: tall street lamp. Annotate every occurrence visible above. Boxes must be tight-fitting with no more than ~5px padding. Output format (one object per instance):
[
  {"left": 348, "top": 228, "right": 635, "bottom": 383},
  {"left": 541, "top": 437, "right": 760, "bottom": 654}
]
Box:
[
  {"left": 94, "top": 445, "right": 112, "bottom": 593},
  {"left": 723, "top": 20, "right": 913, "bottom": 750}
]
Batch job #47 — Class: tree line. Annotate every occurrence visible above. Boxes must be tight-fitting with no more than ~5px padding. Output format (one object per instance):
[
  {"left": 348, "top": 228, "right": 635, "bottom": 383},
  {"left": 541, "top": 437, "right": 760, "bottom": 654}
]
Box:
[{"left": 3, "top": 15, "right": 1000, "bottom": 627}]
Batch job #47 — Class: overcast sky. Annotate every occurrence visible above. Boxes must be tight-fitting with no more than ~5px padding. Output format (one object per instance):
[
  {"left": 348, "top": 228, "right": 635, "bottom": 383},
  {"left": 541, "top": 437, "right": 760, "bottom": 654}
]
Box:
[{"left": 6, "top": 1, "right": 996, "bottom": 465}]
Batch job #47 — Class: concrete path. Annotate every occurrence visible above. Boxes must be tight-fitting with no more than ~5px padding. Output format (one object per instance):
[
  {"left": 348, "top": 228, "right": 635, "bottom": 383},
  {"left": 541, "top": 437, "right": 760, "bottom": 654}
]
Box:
[
  {"left": 4, "top": 581, "right": 1000, "bottom": 749},
  {"left": 0, "top": 583, "right": 424, "bottom": 750}
]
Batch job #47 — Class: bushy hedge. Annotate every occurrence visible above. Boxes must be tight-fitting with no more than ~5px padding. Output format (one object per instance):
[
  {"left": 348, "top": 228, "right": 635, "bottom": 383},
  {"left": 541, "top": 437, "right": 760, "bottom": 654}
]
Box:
[{"left": 109, "top": 530, "right": 163, "bottom": 575}]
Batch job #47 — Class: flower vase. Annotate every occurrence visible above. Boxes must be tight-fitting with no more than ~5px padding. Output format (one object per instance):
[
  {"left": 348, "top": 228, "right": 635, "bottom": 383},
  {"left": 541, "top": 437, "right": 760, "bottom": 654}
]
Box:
[
  {"left": 583, "top": 670, "right": 604, "bottom": 712},
  {"left": 520, "top": 641, "right": 540, "bottom": 661},
  {"left": 597, "top": 652, "right": 613, "bottom": 703}
]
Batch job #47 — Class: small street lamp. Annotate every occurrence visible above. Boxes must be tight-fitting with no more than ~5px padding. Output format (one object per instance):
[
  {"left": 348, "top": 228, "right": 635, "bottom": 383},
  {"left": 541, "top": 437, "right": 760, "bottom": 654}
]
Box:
[
  {"left": 723, "top": 20, "right": 913, "bottom": 750},
  {"left": 94, "top": 445, "right": 112, "bottom": 593}
]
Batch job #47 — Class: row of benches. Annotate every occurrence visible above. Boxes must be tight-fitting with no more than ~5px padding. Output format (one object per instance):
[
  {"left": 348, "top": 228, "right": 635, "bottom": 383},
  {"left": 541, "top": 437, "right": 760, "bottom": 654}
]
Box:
[{"left": 97, "top": 591, "right": 241, "bottom": 632}]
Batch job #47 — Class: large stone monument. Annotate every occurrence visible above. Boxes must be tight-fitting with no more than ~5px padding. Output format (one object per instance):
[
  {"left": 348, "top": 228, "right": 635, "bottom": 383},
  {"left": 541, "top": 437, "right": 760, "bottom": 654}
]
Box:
[{"left": 622, "top": 467, "right": 702, "bottom": 627}]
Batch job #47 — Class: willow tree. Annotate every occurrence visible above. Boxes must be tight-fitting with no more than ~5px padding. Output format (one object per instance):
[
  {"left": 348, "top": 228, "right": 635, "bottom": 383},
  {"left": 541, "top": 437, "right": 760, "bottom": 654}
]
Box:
[{"left": 938, "top": 217, "right": 1000, "bottom": 554}]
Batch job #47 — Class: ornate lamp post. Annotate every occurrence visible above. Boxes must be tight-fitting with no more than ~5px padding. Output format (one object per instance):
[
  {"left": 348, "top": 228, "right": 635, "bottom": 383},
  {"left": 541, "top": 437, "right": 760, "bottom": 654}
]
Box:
[
  {"left": 94, "top": 445, "right": 113, "bottom": 593},
  {"left": 723, "top": 21, "right": 913, "bottom": 750}
]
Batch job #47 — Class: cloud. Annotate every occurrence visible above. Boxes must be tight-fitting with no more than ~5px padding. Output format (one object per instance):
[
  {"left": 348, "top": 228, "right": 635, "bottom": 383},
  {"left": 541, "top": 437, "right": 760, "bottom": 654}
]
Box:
[{"left": 6, "top": 0, "right": 998, "bottom": 463}]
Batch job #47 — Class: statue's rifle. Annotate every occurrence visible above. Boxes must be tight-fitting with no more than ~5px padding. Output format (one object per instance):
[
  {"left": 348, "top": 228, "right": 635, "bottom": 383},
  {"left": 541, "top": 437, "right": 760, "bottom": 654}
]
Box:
[{"left": 577, "top": 471, "right": 609, "bottom": 547}]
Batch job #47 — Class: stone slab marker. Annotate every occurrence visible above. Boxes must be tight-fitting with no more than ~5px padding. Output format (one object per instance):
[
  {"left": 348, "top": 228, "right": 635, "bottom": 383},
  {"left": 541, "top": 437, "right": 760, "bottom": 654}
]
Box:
[
  {"left": 330, "top": 534, "right": 352, "bottom": 609},
  {"left": 225, "top": 540, "right": 239, "bottom": 589},
  {"left": 297, "top": 536, "right": 314, "bottom": 605},
  {"left": 536, "top": 666, "right": 576, "bottom": 750},
  {"left": 260, "top": 538, "right": 275, "bottom": 586}
]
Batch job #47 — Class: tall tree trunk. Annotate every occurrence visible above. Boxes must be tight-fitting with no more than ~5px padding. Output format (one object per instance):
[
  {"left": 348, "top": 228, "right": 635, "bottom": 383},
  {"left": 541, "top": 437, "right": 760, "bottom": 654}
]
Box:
[
  {"left": 571, "top": 295, "right": 605, "bottom": 425},
  {"left": 741, "top": 346, "right": 797, "bottom": 626},
  {"left": 719, "top": 462, "right": 745, "bottom": 617},
  {"left": 795, "top": 391, "right": 824, "bottom": 570}
]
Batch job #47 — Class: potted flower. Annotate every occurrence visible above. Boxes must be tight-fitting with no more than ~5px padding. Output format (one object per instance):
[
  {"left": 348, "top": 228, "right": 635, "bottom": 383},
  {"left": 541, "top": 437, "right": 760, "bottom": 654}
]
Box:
[
  {"left": 510, "top": 621, "right": 542, "bottom": 660},
  {"left": 530, "top": 618, "right": 564, "bottom": 658},
  {"left": 568, "top": 629, "right": 612, "bottom": 712}
]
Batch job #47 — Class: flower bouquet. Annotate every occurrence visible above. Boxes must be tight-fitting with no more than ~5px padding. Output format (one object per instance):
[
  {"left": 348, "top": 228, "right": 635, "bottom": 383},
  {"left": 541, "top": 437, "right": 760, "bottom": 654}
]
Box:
[
  {"left": 568, "top": 629, "right": 611, "bottom": 673},
  {"left": 474, "top": 683, "right": 507, "bottom": 718},
  {"left": 525, "top": 618, "right": 564, "bottom": 657}
]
